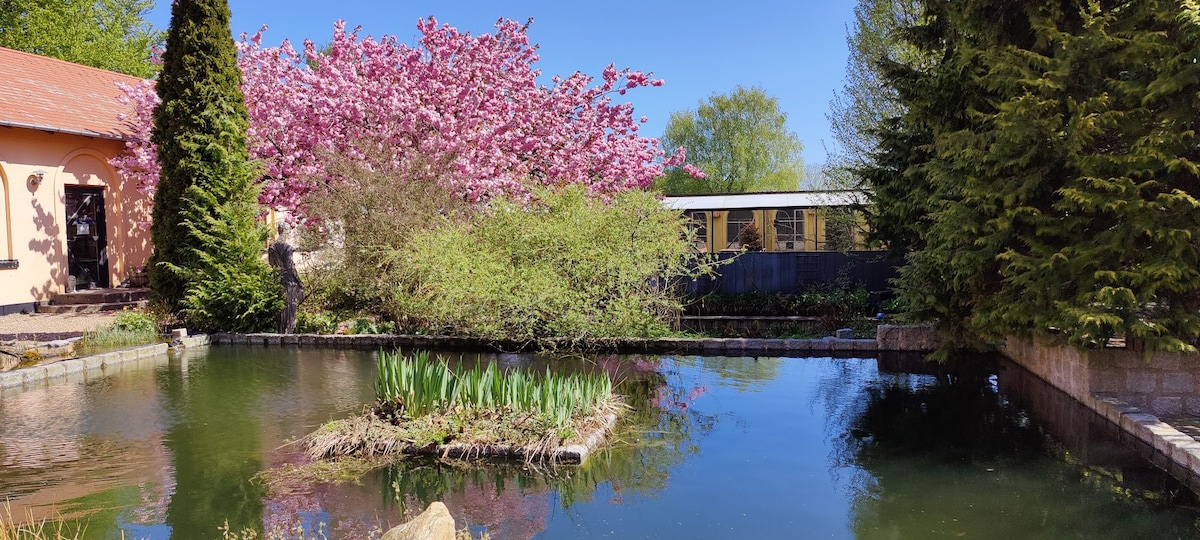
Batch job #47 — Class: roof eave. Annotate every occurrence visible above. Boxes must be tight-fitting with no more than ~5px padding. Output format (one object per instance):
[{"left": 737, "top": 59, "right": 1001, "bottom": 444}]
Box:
[{"left": 0, "top": 120, "right": 127, "bottom": 141}]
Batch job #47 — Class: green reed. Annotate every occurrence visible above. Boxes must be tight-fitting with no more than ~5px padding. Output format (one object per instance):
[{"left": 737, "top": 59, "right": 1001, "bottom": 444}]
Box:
[{"left": 376, "top": 350, "right": 613, "bottom": 427}]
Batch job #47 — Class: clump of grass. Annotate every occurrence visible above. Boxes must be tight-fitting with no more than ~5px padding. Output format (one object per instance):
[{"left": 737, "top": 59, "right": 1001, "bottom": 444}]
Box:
[
  {"left": 79, "top": 310, "right": 159, "bottom": 349},
  {"left": 0, "top": 503, "right": 86, "bottom": 540},
  {"left": 375, "top": 350, "right": 613, "bottom": 428}
]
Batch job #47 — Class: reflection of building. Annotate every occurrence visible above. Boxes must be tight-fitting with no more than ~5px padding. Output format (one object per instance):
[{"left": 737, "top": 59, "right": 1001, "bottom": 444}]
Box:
[
  {"left": 0, "top": 367, "right": 174, "bottom": 524},
  {"left": 0, "top": 47, "right": 152, "bottom": 313},
  {"left": 663, "top": 191, "right": 871, "bottom": 252}
]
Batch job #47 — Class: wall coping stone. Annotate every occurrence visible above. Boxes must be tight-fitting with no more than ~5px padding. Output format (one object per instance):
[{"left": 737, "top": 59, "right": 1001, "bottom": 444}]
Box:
[
  {"left": 1002, "top": 335, "right": 1200, "bottom": 495},
  {"left": 208, "top": 332, "right": 931, "bottom": 357},
  {"left": 0, "top": 338, "right": 203, "bottom": 393}
]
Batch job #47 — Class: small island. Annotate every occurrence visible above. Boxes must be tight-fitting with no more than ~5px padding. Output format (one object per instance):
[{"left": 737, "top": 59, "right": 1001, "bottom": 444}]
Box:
[{"left": 304, "top": 350, "right": 625, "bottom": 464}]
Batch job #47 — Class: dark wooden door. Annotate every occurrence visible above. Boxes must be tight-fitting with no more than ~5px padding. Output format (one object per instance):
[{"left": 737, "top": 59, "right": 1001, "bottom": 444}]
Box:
[{"left": 65, "top": 186, "right": 108, "bottom": 289}]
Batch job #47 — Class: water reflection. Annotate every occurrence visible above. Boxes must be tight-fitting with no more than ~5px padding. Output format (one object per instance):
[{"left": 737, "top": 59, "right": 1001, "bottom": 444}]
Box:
[
  {"left": 842, "top": 355, "right": 1200, "bottom": 539},
  {"left": 290, "top": 362, "right": 721, "bottom": 538},
  {"left": 0, "top": 348, "right": 1197, "bottom": 539}
]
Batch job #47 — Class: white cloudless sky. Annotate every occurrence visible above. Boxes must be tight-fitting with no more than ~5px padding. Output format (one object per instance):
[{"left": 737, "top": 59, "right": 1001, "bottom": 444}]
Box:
[{"left": 146, "top": 0, "right": 858, "bottom": 169}]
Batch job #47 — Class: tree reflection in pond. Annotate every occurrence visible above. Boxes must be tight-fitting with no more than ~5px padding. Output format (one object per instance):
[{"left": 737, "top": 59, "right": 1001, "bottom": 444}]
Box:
[{"left": 837, "top": 357, "right": 1200, "bottom": 539}]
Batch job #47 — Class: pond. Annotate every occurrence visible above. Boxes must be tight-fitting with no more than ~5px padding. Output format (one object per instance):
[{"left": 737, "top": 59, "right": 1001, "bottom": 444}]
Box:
[{"left": 0, "top": 345, "right": 1196, "bottom": 539}]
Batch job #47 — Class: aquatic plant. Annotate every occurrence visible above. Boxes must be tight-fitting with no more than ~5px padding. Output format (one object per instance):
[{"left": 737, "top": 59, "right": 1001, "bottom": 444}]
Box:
[{"left": 376, "top": 349, "right": 613, "bottom": 428}]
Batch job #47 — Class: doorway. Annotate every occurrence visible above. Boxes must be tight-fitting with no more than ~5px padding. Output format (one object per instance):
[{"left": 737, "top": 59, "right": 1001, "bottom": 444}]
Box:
[{"left": 65, "top": 186, "right": 108, "bottom": 289}]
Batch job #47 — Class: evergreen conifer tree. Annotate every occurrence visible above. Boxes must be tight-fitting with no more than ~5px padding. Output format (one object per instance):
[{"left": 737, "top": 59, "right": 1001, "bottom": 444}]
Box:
[
  {"left": 149, "top": 0, "right": 280, "bottom": 331},
  {"left": 870, "top": 0, "right": 1200, "bottom": 352}
]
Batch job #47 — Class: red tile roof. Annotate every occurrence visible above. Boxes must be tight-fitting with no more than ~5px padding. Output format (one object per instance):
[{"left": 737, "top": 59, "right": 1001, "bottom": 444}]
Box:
[{"left": 0, "top": 46, "right": 145, "bottom": 140}]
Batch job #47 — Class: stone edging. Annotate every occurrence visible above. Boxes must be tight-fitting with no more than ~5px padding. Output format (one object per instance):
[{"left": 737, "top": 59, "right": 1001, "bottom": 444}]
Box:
[
  {"left": 209, "top": 332, "right": 885, "bottom": 355},
  {"left": 1084, "top": 393, "right": 1200, "bottom": 493},
  {"left": 0, "top": 326, "right": 943, "bottom": 392},
  {"left": 0, "top": 335, "right": 210, "bottom": 390},
  {"left": 999, "top": 337, "right": 1200, "bottom": 495}
]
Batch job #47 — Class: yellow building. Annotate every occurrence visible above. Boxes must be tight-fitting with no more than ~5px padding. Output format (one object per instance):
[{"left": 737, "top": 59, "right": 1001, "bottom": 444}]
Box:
[
  {"left": 663, "top": 191, "right": 871, "bottom": 253},
  {"left": 0, "top": 47, "right": 152, "bottom": 314}
]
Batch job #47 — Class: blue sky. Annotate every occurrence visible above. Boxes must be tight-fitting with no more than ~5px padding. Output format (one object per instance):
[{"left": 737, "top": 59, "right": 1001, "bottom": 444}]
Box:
[{"left": 145, "top": 0, "right": 858, "bottom": 169}]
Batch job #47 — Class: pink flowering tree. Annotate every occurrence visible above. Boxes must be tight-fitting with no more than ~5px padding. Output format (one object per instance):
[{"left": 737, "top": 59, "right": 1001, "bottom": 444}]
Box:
[{"left": 112, "top": 17, "right": 696, "bottom": 219}]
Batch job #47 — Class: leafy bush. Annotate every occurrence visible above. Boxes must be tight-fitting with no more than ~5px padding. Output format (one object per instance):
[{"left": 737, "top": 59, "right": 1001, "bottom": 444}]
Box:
[
  {"left": 348, "top": 318, "right": 395, "bottom": 335},
  {"left": 295, "top": 310, "right": 338, "bottom": 334},
  {"left": 389, "top": 186, "right": 716, "bottom": 342},
  {"left": 298, "top": 151, "right": 471, "bottom": 317},
  {"left": 293, "top": 310, "right": 400, "bottom": 335},
  {"left": 112, "top": 310, "right": 157, "bottom": 334}
]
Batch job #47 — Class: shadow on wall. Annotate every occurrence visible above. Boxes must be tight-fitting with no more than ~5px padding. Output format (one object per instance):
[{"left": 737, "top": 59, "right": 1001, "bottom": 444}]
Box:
[{"left": 27, "top": 194, "right": 62, "bottom": 302}]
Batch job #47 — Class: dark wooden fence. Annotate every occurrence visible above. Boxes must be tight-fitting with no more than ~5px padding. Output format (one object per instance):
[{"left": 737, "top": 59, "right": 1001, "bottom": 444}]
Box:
[{"left": 685, "top": 251, "right": 900, "bottom": 296}]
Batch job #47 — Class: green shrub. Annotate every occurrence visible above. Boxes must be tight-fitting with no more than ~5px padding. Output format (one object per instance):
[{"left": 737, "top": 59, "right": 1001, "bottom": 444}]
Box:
[
  {"left": 389, "top": 186, "right": 716, "bottom": 342},
  {"left": 295, "top": 310, "right": 338, "bottom": 334},
  {"left": 297, "top": 151, "right": 471, "bottom": 318},
  {"left": 348, "top": 318, "right": 395, "bottom": 335},
  {"left": 176, "top": 252, "right": 283, "bottom": 333},
  {"left": 112, "top": 310, "right": 157, "bottom": 334}
]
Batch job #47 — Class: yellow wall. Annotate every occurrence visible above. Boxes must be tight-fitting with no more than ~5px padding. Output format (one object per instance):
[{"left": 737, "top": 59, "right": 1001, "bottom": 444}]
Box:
[
  {"left": 686, "top": 207, "right": 870, "bottom": 253},
  {"left": 0, "top": 127, "right": 152, "bottom": 310}
]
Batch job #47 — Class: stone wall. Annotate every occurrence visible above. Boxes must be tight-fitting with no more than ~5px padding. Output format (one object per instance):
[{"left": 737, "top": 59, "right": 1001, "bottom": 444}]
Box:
[
  {"left": 875, "top": 324, "right": 941, "bottom": 352},
  {"left": 1001, "top": 337, "right": 1200, "bottom": 418}
]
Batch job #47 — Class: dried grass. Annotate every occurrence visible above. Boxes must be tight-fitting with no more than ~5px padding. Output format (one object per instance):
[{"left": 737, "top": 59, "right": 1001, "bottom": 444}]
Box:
[{"left": 304, "top": 395, "right": 627, "bottom": 464}]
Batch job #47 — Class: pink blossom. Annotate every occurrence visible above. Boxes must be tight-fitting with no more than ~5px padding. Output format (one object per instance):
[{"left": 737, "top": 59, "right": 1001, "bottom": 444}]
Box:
[{"left": 111, "top": 17, "right": 698, "bottom": 220}]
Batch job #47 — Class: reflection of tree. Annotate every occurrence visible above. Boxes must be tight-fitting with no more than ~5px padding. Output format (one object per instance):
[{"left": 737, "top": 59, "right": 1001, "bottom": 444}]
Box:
[
  {"left": 839, "top": 367, "right": 1200, "bottom": 539},
  {"left": 161, "top": 350, "right": 275, "bottom": 536},
  {"left": 672, "top": 355, "right": 781, "bottom": 392}
]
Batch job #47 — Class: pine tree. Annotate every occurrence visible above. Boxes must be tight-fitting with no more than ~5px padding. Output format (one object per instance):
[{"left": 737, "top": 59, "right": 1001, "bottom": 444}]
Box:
[
  {"left": 149, "top": 0, "right": 280, "bottom": 331},
  {"left": 871, "top": 0, "right": 1200, "bottom": 352}
]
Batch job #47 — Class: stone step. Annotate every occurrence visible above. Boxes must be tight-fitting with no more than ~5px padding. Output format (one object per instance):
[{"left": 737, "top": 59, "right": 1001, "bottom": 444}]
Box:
[
  {"left": 36, "top": 300, "right": 148, "bottom": 314},
  {"left": 52, "top": 288, "right": 149, "bottom": 305}
]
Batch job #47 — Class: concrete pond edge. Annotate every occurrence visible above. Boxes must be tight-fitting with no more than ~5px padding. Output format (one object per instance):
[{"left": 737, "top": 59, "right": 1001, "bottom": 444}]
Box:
[
  {"left": 0, "top": 334, "right": 209, "bottom": 391},
  {"left": 1083, "top": 393, "right": 1200, "bottom": 494}
]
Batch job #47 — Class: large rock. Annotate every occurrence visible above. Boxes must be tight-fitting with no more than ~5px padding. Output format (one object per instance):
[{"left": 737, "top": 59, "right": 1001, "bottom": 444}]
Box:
[{"left": 381, "top": 502, "right": 456, "bottom": 540}]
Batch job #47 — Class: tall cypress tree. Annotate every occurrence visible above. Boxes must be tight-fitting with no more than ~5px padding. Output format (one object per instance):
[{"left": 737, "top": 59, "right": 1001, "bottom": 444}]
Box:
[
  {"left": 871, "top": 0, "right": 1200, "bottom": 352},
  {"left": 149, "top": 0, "right": 280, "bottom": 331}
]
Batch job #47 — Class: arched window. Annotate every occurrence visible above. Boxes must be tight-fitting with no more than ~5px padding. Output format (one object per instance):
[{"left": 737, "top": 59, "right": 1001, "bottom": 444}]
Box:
[
  {"left": 725, "top": 210, "right": 755, "bottom": 250},
  {"left": 774, "top": 209, "right": 805, "bottom": 251}
]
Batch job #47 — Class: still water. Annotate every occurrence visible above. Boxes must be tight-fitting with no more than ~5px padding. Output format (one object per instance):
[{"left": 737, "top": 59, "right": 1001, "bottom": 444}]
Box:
[{"left": 0, "top": 346, "right": 1196, "bottom": 539}]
